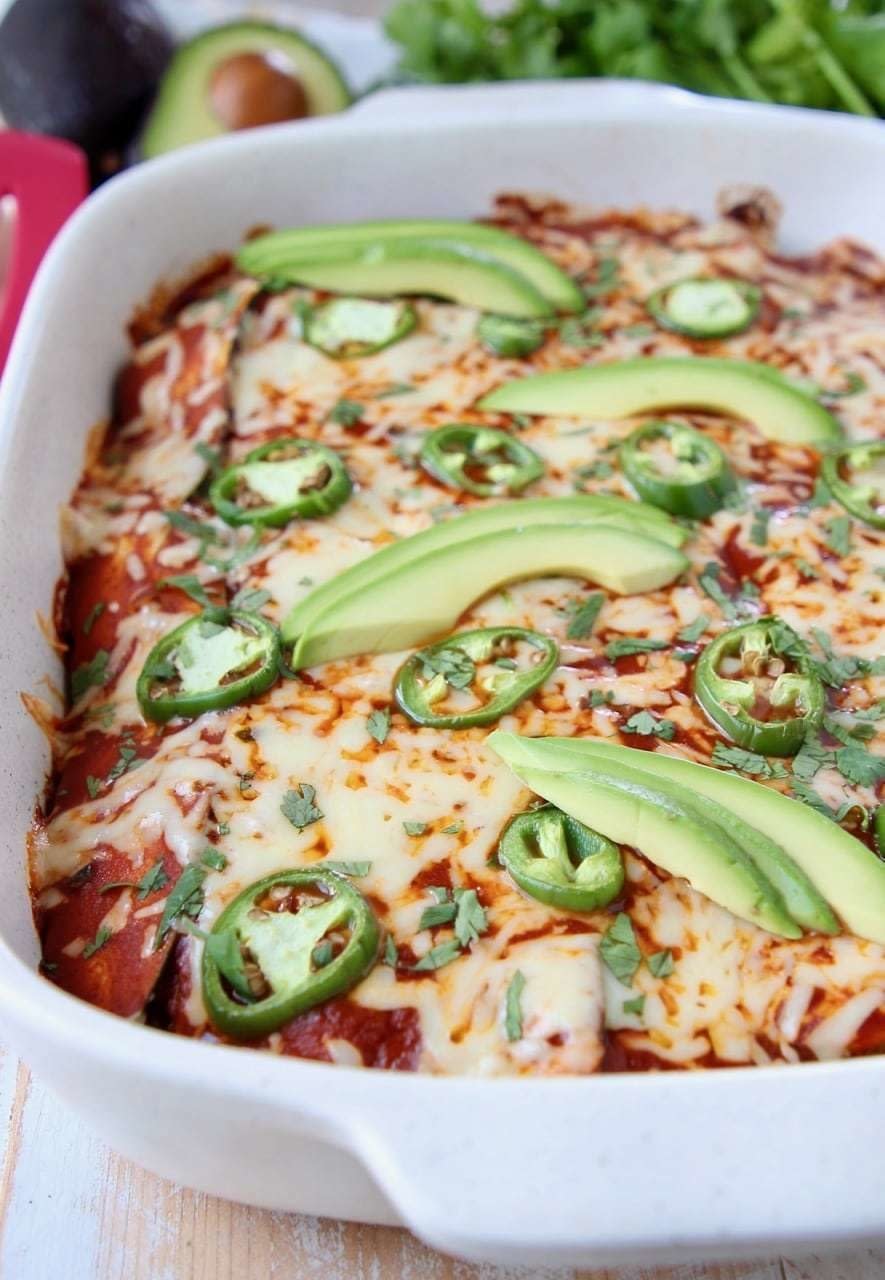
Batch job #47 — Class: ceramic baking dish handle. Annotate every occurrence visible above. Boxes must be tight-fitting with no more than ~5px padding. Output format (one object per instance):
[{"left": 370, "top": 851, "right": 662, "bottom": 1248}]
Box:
[{"left": 0, "top": 132, "right": 88, "bottom": 372}]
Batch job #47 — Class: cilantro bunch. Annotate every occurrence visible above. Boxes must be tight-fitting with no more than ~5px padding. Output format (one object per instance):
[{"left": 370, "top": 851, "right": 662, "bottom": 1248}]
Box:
[{"left": 384, "top": 0, "right": 885, "bottom": 118}]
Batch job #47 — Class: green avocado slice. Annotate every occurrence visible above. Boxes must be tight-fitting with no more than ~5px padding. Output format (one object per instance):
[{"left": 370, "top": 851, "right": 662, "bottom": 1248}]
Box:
[
  {"left": 280, "top": 494, "right": 685, "bottom": 648},
  {"left": 237, "top": 220, "right": 584, "bottom": 313},
  {"left": 238, "top": 238, "right": 553, "bottom": 318},
  {"left": 141, "top": 22, "right": 350, "bottom": 159},
  {"left": 489, "top": 733, "right": 885, "bottom": 944},
  {"left": 291, "top": 522, "right": 688, "bottom": 669},
  {"left": 487, "top": 732, "right": 837, "bottom": 935},
  {"left": 478, "top": 357, "right": 841, "bottom": 445},
  {"left": 494, "top": 758, "right": 800, "bottom": 938}
]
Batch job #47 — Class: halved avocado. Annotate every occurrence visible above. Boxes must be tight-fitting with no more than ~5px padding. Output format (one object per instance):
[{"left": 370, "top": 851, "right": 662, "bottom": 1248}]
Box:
[
  {"left": 489, "top": 733, "right": 885, "bottom": 944},
  {"left": 239, "top": 239, "right": 552, "bottom": 318},
  {"left": 280, "top": 494, "right": 686, "bottom": 649},
  {"left": 497, "top": 759, "right": 799, "bottom": 938},
  {"left": 237, "top": 221, "right": 584, "bottom": 313},
  {"left": 141, "top": 22, "right": 350, "bottom": 159},
  {"left": 292, "top": 523, "right": 688, "bottom": 669},
  {"left": 487, "top": 733, "right": 837, "bottom": 935},
  {"left": 479, "top": 357, "right": 841, "bottom": 445}
]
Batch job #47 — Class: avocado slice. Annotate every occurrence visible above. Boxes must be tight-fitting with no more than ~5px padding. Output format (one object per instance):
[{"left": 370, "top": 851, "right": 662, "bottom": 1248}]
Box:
[
  {"left": 237, "top": 221, "right": 584, "bottom": 313},
  {"left": 493, "top": 757, "right": 799, "bottom": 938},
  {"left": 489, "top": 733, "right": 885, "bottom": 944},
  {"left": 292, "top": 522, "right": 688, "bottom": 669},
  {"left": 141, "top": 22, "right": 350, "bottom": 159},
  {"left": 239, "top": 238, "right": 553, "bottom": 319},
  {"left": 280, "top": 494, "right": 685, "bottom": 648},
  {"left": 487, "top": 732, "right": 837, "bottom": 935},
  {"left": 478, "top": 357, "right": 841, "bottom": 445}
]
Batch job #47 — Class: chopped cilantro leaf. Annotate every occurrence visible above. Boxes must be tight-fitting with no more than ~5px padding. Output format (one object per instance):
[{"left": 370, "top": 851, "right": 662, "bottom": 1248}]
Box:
[
  {"left": 411, "top": 939, "right": 463, "bottom": 971},
  {"left": 442, "top": 820, "right": 464, "bottom": 835},
  {"left": 419, "top": 646, "right": 475, "bottom": 689},
  {"left": 375, "top": 383, "right": 415, "bottom": 398},
  {"left": 600, "top": 912, "right": 641, "bottom": 985},
  {"left": 82, "top": 602, "right": 105, "bottom": 636},
  {"left": 367, "top": 708, "right": 391, "bottom": 745},
  {"left": 622, "top": 710, "right": 676, "bottom": 740},
  {"left": 155, "top": 863, "right": 208, "bottom": 948},
  {"left": 825, "top": 515, "right": 852, "bottom": 557},
  {"left": 789, "top": 779, "right": 836, "bottom": 819},
  {"left": 835, "top": 744, "right": 885, "bottom": 788},
  {"left": 792, "top": 734, "right": 835, "bottom": 782},
  {"left": 70, "top": 650, "right": 110, "bottom": 702},
  {"left": 160, "top": 574, "right": 212, "bottom": 607},
  {"left": 677, "top": 614, "right": 710, "bottom": 644},
  {"left": 712, "top": 744, "right": 788, "bottom": 779},
  {"left": 85, "top": 775, "right": 102, "bottom": 799},
  {"left": 280, "top": 784, "right": 323, "bottom": 831},
  {"left": 566, "top": 592, "right": 605, "bottom": 640},
  {"left": 82, "top": 926, "right": 112, "bottom": 959},
  {"left": 623, "top": 994, "right": 646, "bottom": 1017},
  {"left": 749, "top": 509, "right": 771, "bottom": 547},
  {"left": 604, "top": 637, "right": 668, "bottom": 660},
  {"left": 504, "top": 970, "right": 526, "bottom": 1042},
  {"left": 453, "top": 888, "right": 487, "bottom": 947},
  {"left": 419, "top": 901, "right": 458, "bottom": 930},
  {"left": 403, "top": 821, "right": 427, "bottom": 837},
  {"left": 136, "top": 860, "right": 169, "bottom": 900},
  {"left": 328, "top": 398, "right": 364, "bottom": 427},
  {"left": 384, "top": 934, "right": 398, "bottom": 966},
  {"left": 231, "top": 586, "right": 272, "bottom": 612},
  {"left": 648, "top": 949, "right": 675, "bottom": 978},
  {"left": 322, "top": 860, "right": 372, "bottom": 878}
]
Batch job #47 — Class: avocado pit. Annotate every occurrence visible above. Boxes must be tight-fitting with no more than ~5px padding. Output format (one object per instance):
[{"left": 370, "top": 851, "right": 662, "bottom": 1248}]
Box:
[{"left": 209, "top": 51, "right": 309, "bottom": 130}]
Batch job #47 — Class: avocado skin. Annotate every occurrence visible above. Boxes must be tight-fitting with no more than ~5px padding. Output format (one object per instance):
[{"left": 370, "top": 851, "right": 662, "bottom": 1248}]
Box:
[
  {"left": 141, "top": 22, "right": 350, "bottom": 159},
  {"left": 488, "top": 732, "right": 837, "bottom": 935},
  {"left": 504, "top": 760, "right": 801, "bottom": 939},
  {"left": 0, "top": 0, "right": 172, "bottom": 179},
  {"left": 490, "top": 732, "right": 885, "bottom": 944},
  {"left": 291, "top": 522, "right": 688, "bottom": 669},
  {"left": 281, "top": 494, "right": 685, "bottom": 647}
]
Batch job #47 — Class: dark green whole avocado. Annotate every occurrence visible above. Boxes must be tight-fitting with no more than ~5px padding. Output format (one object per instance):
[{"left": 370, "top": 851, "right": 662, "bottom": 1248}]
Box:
[
  {"left": 141, "top": 22, "right": 351, "bottom": 158},
  {"left": 0, "top": 0, "right": 172, "bottom": 180}
]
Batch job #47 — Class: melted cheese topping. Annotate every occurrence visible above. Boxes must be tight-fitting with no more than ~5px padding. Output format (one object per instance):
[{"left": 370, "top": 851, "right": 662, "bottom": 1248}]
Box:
[{"left": 32, "top": 191, "right": 885, "bottom": 1074}]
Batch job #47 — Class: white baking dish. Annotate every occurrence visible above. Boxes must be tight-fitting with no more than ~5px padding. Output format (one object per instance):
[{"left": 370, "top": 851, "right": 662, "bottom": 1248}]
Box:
[{"left": 0, "top": 82, "right": 883, "bottom": 1268}]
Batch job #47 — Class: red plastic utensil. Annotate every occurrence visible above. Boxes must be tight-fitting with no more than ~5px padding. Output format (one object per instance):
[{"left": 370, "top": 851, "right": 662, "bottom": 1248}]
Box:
[{"left": 0, "top": 131, "right": 88, "bottom": 373}]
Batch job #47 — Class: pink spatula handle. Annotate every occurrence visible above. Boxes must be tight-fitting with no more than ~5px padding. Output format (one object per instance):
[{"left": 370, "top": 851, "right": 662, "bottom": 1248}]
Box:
[{"left": 0, "top": 132, "right": 88, "bottom": 373}]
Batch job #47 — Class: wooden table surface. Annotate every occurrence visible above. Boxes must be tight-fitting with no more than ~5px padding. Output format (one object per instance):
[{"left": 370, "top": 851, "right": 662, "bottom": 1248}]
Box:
[{"left": 0, "top": 1047, "right": 881, "bottom": 1280}]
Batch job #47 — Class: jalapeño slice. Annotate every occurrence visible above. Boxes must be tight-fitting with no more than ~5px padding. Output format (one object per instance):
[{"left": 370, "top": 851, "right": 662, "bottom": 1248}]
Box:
[
  {"left": 646, "top": 277, "right": 761, "bottom": 338},
  {"left": 619, "top": 420, "right": 736, "bottom": 518},
  {"left": 821, "top": 441, "right": 885, "bottom": 530},
  {"left": 694, "top": 617, "right": 824, "bottom": 757},
  {"left": 211, "top": 437, "right": 352, "bottom": 528},
  {"left": 202, "top": 868, "right": 380, "bottom": 1039},
  {"left": 419, "top": 424, "right": 544, "bottom": 497},
  {"left": 137, "top": 610, "right": 280, "bottom": 723},
  {"left": 498, "top": 804, "right": 624, "bottom": 912},
  {"left": 395, "top": 626, "right": 558, "bottom": 730},
  {"left": 304, "top": 296, "right": 417, "bottom": 359}
]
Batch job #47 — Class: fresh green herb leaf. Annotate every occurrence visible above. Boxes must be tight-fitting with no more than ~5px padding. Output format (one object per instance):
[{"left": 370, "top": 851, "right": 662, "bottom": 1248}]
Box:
[
  {"left": 384, "top": 934, "right": 398, "bottom": 966},
  {"left": 453, "top": 888, "right": 487, "bottom": 947},
  {"left": 200, "top": 847, "right": 227, "bottom": 871},
  {"left": 712, "top": 744, "right": 788, "bottom": 779},
  {"left": 322, "top": 860, "right": 372, "bottom": 878},
  {"left": 574, "top": 459, "right": 614, "bottom": 484},
  {"left": 239, "top": 771, "right": 255, "bottom": 794},
  {"left": 792, "top": 734, "right": 835, "bottom": 782},
  {"left": 195, "top": 442, "right": 223, "bottom": 477},
  {"left": 825, "top": 515, "right": 853, "bottom": 557},
  {"left": 600, "top": 912, "right": 641, "bottom": 986},
  {"left": 367, "top": 708, "right": 391, "bottom": 745},
  {"left": 749, "top": 508, "right": 771, "bottom": 547},
  {"left": 403, "top": 820, "right": 427, "bottom": 837},
  {"left": 419, "top": 901, "right": 458, "bottom": 929},
  {"left": 789, "top": 780, "right": 836, "bottom": 819},
  {"left": 810, "top": 629, "right": 870, "bottom": 687},
  {"left": 70, "top": 650, "right": 110, "bottom": 702},
  {"left": 604, "top": 637, "right": 668, "bottom": 660},
  {"left": 504, "top": 970, "right": 526, "bottom": 1042},
  {"left": 82, "top": 926, "right": 112, "bottom": 959},
  {"left": 588, "top": 689, "right": 614, "bottom": 708},
  {"left": 375, "top": 383, "right": 415, "bottom": 398},
  {"left": 85, "top": 775, "right": 102, "bottom": 799},
  {"left": 160, "top": 574, "right": 212, "bottom": 607},
  {"left": 582, "top": 256, "right": 620, "bottom": 298},
  {"left": 311, "top": 940, "right": 334, "bottom": 969},
  {"left": 82, "top": 602, "right": 105, "bottom": 636},
  {"left": 231, "top": 586, "right": 272, "bottom": 612},
  {"left": 677, "top": 614, "right": 710, "bottom": 644},
  {"left": 411, "top": 939, "right": 463, "bottom": 971},
  {"left": 155, "top": 864, "right": 207, "bottom": 947},
  {"left": 328, "top": 398, "right": 364, "bottom": 427},
  {"left": 794, "top": 557, "right": 820, "bottom": 580},
  {"left": 165, "top": 509, "right": 223, "bottom": 545},
  {"left": 805, "top": 476, "right": 833, "bottom": 510},
  {"left": 136, "top": 860, "right": 169, "bottom": 900},
  {"left": 566, "top": 592, "right": 605, "bottom": 640},
  {"left": 647, "top": 949, "right": 675, "bottom": 978},
  {"left": 623, "top": 994, "right": 646, "bottom": 1017},
  {"left": 419, "top": 646, "right": 475, "bottom": 689},
  {"left": 622, "top": 710, "right": 676, "bottom": 740},
  {"left": 835, "top": 743, "right": 885, "bottom": 788},
  {"left": 281, "top": 784, "right": 323, "bottom": 831},
  {"left": 442, "top": 820, "right": 464, "bottom": 835}
]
